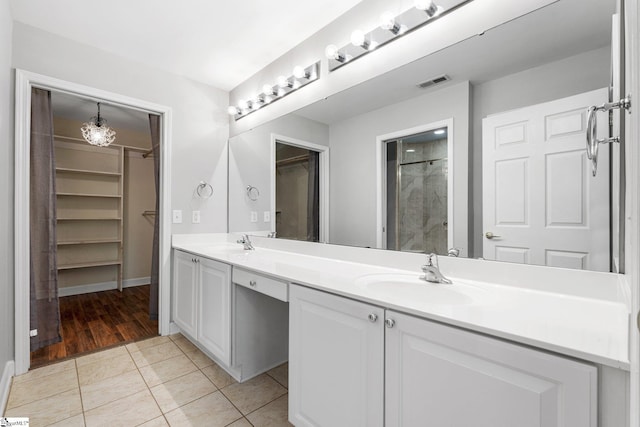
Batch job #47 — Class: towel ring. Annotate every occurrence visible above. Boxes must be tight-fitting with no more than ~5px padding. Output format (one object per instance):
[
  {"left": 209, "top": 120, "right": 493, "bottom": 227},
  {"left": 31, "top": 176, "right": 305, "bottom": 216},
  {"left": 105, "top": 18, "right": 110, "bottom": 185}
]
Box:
[
  {"left": 246, "top": 185, "right": 260, "bottom": 201},
  {"left": 196, "top": 181, "right": 213, "bottom": 198}
]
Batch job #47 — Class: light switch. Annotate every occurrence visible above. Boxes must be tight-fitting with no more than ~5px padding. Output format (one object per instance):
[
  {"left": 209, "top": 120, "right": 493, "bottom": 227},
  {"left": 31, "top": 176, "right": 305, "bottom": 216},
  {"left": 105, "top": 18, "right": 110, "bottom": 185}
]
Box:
[
  {"left": 263, "top": 211, "right": 271, "bottom": 222},
  {"left": 250, "top": 211, "right": 258, "bottom": 223},
  {"left": 192, "top": 210, "right": 201, "bottom": 224},
  {"left": 172, "top": 210, "right": 183, "bottom": 224}
]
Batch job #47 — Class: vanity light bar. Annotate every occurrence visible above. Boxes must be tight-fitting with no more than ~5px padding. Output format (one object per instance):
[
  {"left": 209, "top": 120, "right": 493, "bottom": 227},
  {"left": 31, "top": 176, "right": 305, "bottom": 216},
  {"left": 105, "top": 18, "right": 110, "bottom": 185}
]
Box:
[
  {"left": 228, "top": 62, "right": 320, "bottom": 121},
  {"left": 326, "top": 0, "right": 472, "bottom": 72}
]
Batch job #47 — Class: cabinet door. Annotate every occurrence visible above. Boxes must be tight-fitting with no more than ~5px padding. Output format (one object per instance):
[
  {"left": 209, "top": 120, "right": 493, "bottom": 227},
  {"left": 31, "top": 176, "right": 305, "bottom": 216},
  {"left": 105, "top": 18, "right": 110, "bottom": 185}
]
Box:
[
  {"left": 198, "top": 257, "right": 232, "bottom": 366},
  {"left": 385, "top": 310, "right": 597, "bottom": 427},
  {"left": 289, "top": 285, "right": 384, "bottom": 427},
  {"left": 172, "top": 250, "right": 198, "bottom": 338}
]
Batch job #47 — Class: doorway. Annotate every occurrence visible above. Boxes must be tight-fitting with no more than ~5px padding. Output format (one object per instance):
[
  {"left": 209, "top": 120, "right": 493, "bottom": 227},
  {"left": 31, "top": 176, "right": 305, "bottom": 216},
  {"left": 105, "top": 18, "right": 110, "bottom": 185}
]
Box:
[
  {"left": 270, "top": 134, "right": 329, "bottom": 242},
  {"left": 14, "top": 70, "right": 172, "bottom": 375}
]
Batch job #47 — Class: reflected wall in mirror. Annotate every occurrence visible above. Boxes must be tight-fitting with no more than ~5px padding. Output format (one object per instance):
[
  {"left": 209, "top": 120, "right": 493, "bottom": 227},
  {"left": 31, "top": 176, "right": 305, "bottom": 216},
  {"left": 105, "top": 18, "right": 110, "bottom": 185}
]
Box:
[{"left": 228, "top": 0, "right": 621, "bottom": 273}]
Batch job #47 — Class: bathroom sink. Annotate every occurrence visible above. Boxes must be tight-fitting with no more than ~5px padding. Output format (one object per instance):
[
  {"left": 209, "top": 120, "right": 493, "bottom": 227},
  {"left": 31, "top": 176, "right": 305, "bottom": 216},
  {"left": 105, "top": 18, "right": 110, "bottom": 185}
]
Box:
[
  {"left": 354, "top": 273, "right": 484, "bottom": 305},
  {"left": 202, "top": 245, "right": 249, "bottom": 254}
]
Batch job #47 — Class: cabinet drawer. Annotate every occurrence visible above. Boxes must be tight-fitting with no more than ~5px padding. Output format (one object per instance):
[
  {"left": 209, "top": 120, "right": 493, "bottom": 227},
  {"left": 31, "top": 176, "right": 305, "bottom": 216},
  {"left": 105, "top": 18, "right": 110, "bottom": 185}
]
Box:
[{"left": 232, "top": 268, "right": 289, "bottom": 302}]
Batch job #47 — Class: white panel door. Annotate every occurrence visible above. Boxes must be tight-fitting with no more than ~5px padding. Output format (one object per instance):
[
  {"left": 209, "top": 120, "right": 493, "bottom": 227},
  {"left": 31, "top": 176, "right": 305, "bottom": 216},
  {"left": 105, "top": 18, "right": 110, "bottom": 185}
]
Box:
[
  {"left": 197, "top": 257, "right": 231, "bottom": 365},
  {"left": 289, "top": 284, "right": 384, "bottom": 427},
  {"left": 172, "top": 250, "right": 198, "bottom": 338},
  {"left": 483, "top": 88, "right": 609, "bottom": 270},
  {"left": 385, "top": 310, "right": 597, "bottom": 427}
]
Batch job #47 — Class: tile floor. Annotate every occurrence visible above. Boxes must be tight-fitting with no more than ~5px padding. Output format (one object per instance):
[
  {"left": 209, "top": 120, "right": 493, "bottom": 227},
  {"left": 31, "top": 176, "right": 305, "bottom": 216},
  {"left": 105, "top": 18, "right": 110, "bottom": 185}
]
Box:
[{"left": 3, "top": 334, "right": 292, "bottom": 427}]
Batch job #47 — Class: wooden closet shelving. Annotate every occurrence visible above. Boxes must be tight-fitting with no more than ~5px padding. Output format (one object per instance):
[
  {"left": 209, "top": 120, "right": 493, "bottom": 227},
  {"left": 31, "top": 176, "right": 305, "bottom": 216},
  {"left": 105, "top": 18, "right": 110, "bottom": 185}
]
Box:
[{"left": 54, "top": 136, "right": 125, "bottom": 291}]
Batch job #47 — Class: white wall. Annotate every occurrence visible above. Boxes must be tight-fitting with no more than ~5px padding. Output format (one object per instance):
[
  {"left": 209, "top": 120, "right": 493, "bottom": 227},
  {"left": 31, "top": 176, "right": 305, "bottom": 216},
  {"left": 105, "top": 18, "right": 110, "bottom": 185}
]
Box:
[
  {"left": 11, "top": 22, "right": 230, "bottom": 235},
  {"left": 228, "top": 0, "right": 555, "bottom": 136},
  {"left": 229, "top": 113, "right": 329, "bottom": 233},
  {"left": 0, "top": 0, "right": 14, "bottom": 373},
  {"left": 329, "top": 81, "right": 469, "bottom": 250},
  {"left": 470, "top": 46, "right": 611, "bottom": 256}
]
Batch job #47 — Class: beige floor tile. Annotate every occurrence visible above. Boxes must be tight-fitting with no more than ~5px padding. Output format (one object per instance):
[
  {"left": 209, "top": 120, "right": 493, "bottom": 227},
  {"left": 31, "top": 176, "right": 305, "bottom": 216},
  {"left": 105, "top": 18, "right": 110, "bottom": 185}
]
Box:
[
  {"left": 47, "top": 413, "right": 86, "bottom": 427},
  {"left": 246, "top": 395, "right": 292, "bottom": 427},
  {"left": 138, "top": 354, "right": 198, "bottom": 388},
  {"left": 77, "top": 353, "right": 137, "bottom": 386},
  {"left": 75, "top": 345, "right": 129, "bottom": 367},
  {"left": 5, "top": 388, "right": 82, "bottom": 426},
  {"left": 172, "top": 335, "right": 198, "bottom": 354},
  {"left": 221, "top": 374, "right": 287, "bottom": 415},
  {"left": 126, "top": 335, "right": 170, "bottom": 352},
  {"left": 150, "top": 370, "right": 217, "bottom": 413},
  {"left": 12, "top": 359, "right": 76, "bottom": 385},
  {"left": 184, "top": 348, "right": 215, "bottom": 369},
  {"left": 164, "top": 391, "right": 242, "bottom": 427},
  {"left": 266, "top": 363, "right": 288, "bottom": 389},
  {"left": 168, "top": 333, "right": 184, "bottom": 342},
  {"left": 201, "top": 363, "right": 236, "bottom": 389},
  {"left": 130, "top": 341, "right": 183, "bottom": 368},
  {"left": 138, "top": 416, "right": 170, "bottom": 427},
  {"left": 7, "top": 367, "right": 78, "bottom": 409},
  {"left": 227, "top": 418, "right": 253, "bottom": 427},
  {"left": 80, "top": 369, "right": 148, "bottom": 411},
  {"left": 84, "top": 389, "right": 161, "bottom": 427}
]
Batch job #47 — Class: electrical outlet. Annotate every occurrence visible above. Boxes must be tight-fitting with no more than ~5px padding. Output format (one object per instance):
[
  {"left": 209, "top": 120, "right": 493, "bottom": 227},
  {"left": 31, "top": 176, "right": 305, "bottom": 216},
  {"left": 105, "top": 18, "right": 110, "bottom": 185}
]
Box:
[
  {"left": 250, "top": 211, "right": 258, "bottom": 223},
  {"left": 192, "top": 210, "right": 201, "bottom": 224},
  {"left": 263, "top": 211, "right": 271, "bottom": 222},
  {"left": 172, "top": 210, "right": 183, "bottom": 224}
]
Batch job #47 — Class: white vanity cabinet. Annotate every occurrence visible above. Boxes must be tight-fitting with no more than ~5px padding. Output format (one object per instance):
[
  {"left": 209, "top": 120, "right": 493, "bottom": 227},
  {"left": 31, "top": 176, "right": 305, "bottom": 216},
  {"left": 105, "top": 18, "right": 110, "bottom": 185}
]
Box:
[
  {"left": 172, "top": 249, "right": 232, "bottom": 365},
  {"left": 289, "top": 284, "right": 385, "bottom": 427},
  {"left": 290, "top": 284, "right": 597, "bottom": 427}
]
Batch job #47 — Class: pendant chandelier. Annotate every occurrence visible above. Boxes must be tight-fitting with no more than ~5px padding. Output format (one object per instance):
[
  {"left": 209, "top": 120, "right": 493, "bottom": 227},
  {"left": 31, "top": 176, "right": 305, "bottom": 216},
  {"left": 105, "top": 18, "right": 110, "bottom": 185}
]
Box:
[{"left": 80, "top": 102, "right": 116, "bottom": 147}]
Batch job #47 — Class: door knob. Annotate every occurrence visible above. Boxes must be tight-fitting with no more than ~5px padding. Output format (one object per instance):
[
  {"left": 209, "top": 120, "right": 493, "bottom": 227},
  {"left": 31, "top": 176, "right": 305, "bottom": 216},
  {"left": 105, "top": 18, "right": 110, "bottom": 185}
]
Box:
[{"left": 485, "top": 232, "right": 501, "bottom": 240}]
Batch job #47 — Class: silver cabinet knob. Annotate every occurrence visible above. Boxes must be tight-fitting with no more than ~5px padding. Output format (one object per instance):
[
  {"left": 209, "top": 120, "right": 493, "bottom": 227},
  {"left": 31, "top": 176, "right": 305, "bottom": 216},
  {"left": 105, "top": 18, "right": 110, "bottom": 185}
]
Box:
[
  {"left": 368, "top": 313, "right": 378, "bottom": 323},
  {"left": 249, "top": 280, "right": 257, "bottom": 287},
  {"left": 485, "top": 232, "right": 501, "bottom": 240},
  {"left": 385, "top": 318, "right": 395, "bottom": 328}
]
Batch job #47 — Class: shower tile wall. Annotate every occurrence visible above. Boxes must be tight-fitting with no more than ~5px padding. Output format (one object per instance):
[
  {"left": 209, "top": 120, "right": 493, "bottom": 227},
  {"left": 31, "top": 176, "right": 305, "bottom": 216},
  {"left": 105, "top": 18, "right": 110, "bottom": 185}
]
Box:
[{"left": 398, "top": 139, "right": 448, "bottom": 254}]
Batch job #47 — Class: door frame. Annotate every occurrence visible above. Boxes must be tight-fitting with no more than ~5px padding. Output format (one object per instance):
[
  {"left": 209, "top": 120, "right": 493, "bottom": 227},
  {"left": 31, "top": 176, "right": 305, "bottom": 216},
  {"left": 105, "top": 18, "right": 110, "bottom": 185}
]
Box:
[
  {"left": 375, "top": 119, "right": 455, "bottom": 251},
  {"left": 14, "top": 69, "right": 173, "bottom": 374},
  {"left": 270, "top": 133, "right": 329, "bottom": 242}
]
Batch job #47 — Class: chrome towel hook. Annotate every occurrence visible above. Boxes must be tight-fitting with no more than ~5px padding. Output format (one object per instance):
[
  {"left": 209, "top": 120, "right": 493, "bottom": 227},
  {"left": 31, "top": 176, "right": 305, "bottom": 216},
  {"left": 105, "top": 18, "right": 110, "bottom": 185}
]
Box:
[
  {"left": 196, "top": 181, "right": 213, "bottom": 198},
  {"left": 246, "top": 185, "right": 260, "bottom": 201},
  {"left": 586, "top": 95, "right": 631, "bottom": 176}
]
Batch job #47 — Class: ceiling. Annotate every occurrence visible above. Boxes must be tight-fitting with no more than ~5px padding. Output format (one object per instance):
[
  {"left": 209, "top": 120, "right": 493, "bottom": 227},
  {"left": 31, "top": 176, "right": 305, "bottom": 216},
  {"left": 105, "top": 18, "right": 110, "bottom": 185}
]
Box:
[{"left": 9, "top": 0, "right": 363, "bottom": 91}]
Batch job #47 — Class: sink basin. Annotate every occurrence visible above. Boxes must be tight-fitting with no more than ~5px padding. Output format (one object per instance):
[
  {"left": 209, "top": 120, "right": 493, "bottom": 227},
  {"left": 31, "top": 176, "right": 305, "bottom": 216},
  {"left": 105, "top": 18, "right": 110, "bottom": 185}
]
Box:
[
  {"left": 354, "top": 273, "right": 484, "bottom": 305},
  {"left": 202, "top": 245, "right": 249, "bottom": 254}
]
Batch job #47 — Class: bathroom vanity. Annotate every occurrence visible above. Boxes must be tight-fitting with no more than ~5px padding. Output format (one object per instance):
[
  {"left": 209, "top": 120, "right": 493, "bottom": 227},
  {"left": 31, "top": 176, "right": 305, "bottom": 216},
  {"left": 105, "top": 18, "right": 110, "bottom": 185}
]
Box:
[{"left": 172, "top": 233, "right": 629, "bottom": 427}]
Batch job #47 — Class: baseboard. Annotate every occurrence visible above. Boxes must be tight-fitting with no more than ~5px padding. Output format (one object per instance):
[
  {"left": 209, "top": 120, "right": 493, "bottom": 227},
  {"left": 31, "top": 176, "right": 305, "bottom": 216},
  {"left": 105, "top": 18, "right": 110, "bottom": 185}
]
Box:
[
  {"left": 0, "top": 359, "right": 15, "bottom": 415},
  {"left": 58, "top": 276, "right": 151, "bottom": 297}
]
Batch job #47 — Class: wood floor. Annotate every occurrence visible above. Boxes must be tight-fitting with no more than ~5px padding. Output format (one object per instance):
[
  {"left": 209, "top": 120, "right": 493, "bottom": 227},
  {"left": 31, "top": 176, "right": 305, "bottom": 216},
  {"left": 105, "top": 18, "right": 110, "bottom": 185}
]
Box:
[{"left": 30, "top": 285, "right": 158, "bottom": 368}]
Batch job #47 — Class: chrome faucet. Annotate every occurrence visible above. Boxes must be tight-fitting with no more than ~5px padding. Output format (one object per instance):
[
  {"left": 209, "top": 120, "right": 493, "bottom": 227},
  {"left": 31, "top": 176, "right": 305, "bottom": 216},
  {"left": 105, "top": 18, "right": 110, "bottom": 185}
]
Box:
[
  {"left": 447, "top": 247, "right": 460, "bottom": 257},
  {"left": 421, "top": 253, "right": 452, "bottom": 284},
  {"left": 237, "top": 234, "right": 255, "bottom": 250},
  {"left": 267, "top": 231, "right": 277, "bottom": 238}
]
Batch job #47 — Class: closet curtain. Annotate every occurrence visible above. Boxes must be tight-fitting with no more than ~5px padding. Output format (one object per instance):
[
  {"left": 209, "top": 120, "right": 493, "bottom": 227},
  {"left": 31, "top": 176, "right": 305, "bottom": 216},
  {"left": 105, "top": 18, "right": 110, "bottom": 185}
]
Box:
[
  {"left": 30, "top": 88, "right": 61, "bottom": 351},
  {"left": 306, "top": 151, "right": 320, "bottom": 242},
  {"left": 149, "top": 114, "right": 161, "bottom": 320}
]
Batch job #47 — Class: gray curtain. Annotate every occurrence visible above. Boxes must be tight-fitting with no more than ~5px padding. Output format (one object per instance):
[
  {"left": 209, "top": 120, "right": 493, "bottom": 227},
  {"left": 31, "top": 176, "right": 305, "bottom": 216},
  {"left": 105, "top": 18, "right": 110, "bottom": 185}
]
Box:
[
  {"left": 149, "top": 114, "right": 161, "bottom": 320},
  {"left": 30, "top": 88, "right": 61, "bottom": 351},
  {"left": 307, "top": 151, "right": 320, "bottom": 242}
]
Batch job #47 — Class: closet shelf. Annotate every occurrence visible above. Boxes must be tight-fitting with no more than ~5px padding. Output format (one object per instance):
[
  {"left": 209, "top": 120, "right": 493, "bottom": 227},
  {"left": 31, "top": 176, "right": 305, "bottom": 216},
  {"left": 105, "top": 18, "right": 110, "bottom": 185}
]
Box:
[
  {"left": 57, "top": 217, "right": 122, "bottom": 221},
  {"left": 57, "top": 260, "right": 122, "bottom": 270},
  {"left": 56, "top": 192, "right": 122, "bottom": 198},
  {"left": 54, "top": 135, "right": 151, "bottom": 153},
  {"left": 56, "top": 167, "right": 121, "bottom": 177},
  {"left": 57, "top": 239, "right": 121, "bottom": 246}
]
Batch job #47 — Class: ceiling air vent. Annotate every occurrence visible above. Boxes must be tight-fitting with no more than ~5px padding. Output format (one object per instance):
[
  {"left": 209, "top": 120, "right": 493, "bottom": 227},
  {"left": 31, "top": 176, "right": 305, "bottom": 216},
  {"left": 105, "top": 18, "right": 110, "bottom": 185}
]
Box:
[{"left": 417, "top": 74, "right": 451, "bottom": 89}]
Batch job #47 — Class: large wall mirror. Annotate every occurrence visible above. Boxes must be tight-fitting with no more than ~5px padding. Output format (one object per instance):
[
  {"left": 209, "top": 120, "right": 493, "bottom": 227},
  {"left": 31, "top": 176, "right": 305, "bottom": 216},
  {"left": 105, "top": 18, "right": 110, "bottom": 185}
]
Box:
[{"left": 229, "top": 0, "right": 624, "bottom": 273}]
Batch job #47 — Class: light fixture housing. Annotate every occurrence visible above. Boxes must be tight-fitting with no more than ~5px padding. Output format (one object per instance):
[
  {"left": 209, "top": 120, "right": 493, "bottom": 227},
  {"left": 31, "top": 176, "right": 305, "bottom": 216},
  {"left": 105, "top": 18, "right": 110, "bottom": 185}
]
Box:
[
  {"left": 350, "top": 29, "right": 369, "bottom": 49},
  {"left": 80, "top": 102, "right": 116, "bottom": 147}
]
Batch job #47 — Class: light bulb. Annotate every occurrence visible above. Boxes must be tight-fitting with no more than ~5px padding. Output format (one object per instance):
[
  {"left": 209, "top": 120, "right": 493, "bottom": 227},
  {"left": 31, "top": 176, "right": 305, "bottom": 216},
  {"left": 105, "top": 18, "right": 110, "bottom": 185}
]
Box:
[
  {"left": 227, "top": 106, "right": 239, "bottom": 115},
  {"left": 414, "top": 0, "right": 439, "bottom": 17},
  {"left": 351, "top": 29, "right": 366, "bottom": 47},
  {"left": 277, "top": 75, "right": 290, "bottom": 88},
  {"left": 434, "top": 129, "right": 446, "bottom": 135},
  {"left": 237, "top": 99, "right": 249, "bottom": 110},
  {"left": 325, "top": 44, "right": 346, "bottom": 62},
  {"left": 379, "top": 11, "right": 396, "bottom": 30},
  {"left": 263, "top": 84, "right": 275, "bottom": 95},
  {"left": 293, "top": 66, "right": 309, "bottom": 79}
]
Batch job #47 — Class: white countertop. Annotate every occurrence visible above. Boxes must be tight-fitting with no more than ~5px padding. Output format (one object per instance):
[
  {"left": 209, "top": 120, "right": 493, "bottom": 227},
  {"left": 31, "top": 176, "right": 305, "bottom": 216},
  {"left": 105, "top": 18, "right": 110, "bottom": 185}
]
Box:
[{"left": 173, "top": 233, "right": 631, "bottom": 370}]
